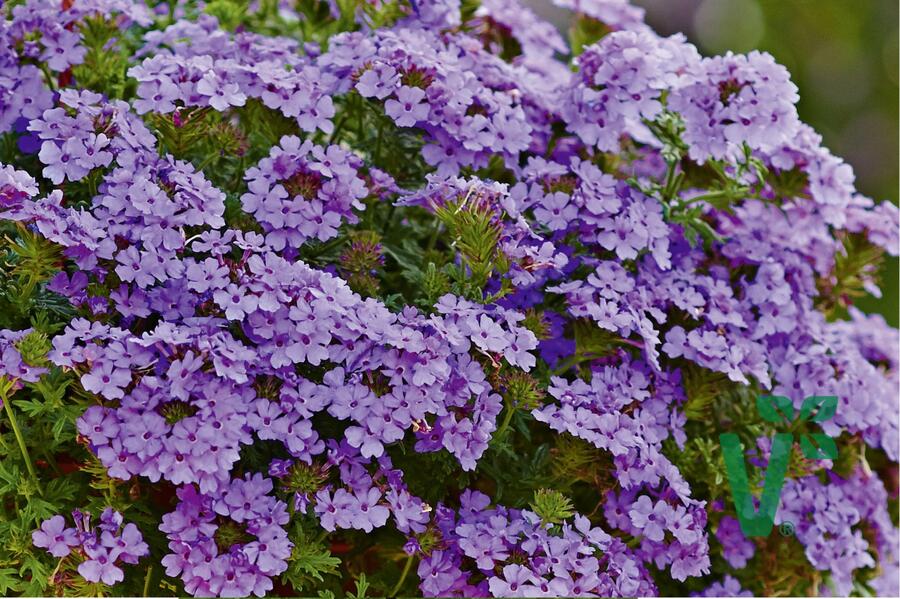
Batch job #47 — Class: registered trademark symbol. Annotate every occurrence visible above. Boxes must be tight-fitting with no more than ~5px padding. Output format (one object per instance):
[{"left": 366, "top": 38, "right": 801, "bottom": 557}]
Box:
[{"left": 779, "top": 521, "right": 795, "bottom": 536}]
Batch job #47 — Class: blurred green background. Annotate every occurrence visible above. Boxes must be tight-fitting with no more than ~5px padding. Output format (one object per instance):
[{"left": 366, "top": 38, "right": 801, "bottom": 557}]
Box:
[{"left": 530, "top": 0, "right": 900, "bottom": 325}]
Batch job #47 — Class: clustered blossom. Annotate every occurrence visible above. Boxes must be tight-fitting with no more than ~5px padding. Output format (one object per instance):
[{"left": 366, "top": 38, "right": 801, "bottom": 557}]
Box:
[
  {"left": 241, "top": 136, "right": 372, "bottom": 248},
  {"left": 552, "top": 0, "right": 648, "bottom": 32},
  {"left": 562, "top": 30, "right": 699, "bottom": 152},
  {"left": 160, "top": 475, "right": 292, "bottom": 597},
  {"left": 531, "top": 360, "right": 711, "bottom": 581},
  {"left": 714, "top": 515, "right": 755, "bottom": 569},
  {"left": 0, "top": 0, "right": 896, "bottom": 597},
  {"left": 33, "top": 509, "right": 148, "bottom": 586},
  {"left": 321, "top": 26, "right": 537, "bottom": 175},
  {"left": 669, "top": 50, "right": 801, "bottom": 163},
  {"left": 417, "top": 490, "right": 657, "bottom": 596},
  {"left": 775, "top": 469, "right": 899, "bottom": 596},
  {"left": 0, "top": 328, "right": 47, "bottom": 387},
  {"left": 693, "top": 575, "right": 753, "bottom": 598},
  {"left": 0, "top": 0, "right": 151, "bottom": 133},
  {"left": 130, "top": 15, "right": 336, "bottom": 134}
]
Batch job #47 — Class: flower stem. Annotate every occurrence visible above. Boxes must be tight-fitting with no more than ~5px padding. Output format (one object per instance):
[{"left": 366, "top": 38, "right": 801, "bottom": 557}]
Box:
[
  {"left": 48, "top": 555, "right": 65, "bottom": 586},
  {"left": 1, "top": 384, "right": 42, "bottom": 495},
  {"left": 493, "top": 398, "right": 517, "bottom": 441},
  {"left": 143, "top": 565, "right": 154, "bottom": 597},
  {"left": 390, "top": 554, "right": 415, "bottom": 597}
]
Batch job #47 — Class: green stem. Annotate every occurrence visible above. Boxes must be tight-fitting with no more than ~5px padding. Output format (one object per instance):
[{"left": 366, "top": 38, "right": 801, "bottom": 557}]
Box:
[
  {"left": 552, "top": 353, "right": 585, "bottom": 376},
  {"left": 662, "top": 160, "right": 679, "bottom": 202},
  {"left": 142, "top": 565, "right": 153, "bottom": 597},
  {"left": 329, "top": 113, "right": 350, "bottom": 144},
  {"left": 679, "top": 187, "right": 746, "bottom": 208},
  {"left": 494, "top": 400, "right": 516, "bottom": 440},
  {"left": 390, "top": 554, "right": 415, "bottom": 597},
  {"left": 1, "top": 385, "right": 42, "bottom": 495},
  {"left": 425, "top": 220, "right": 442, "bottom": 252},
  {"left": 48, "top": 555, "right": 65, "bottom": 585},
  {"left": 38, "top": 64, "right": 58, "bottom": 92}
]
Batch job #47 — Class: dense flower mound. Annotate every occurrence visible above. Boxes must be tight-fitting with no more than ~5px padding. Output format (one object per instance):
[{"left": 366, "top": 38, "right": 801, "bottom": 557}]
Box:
[{"left": 0, "top": 0, "right": 897, "bottom": 597}]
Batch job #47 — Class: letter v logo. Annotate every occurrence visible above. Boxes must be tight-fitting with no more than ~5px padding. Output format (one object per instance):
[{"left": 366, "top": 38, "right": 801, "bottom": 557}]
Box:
[
  {"left": 720, "top": 431, "right": 792, "bottom": 537},
  {"left": 719, "top": 395, "right": 838, "bottom": 537}
]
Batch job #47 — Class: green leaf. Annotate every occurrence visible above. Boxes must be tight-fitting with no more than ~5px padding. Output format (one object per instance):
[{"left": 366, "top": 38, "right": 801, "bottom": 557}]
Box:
[
  {"left": 383, "top": 238, "right": 425, "bottom": 282},
  {"left": 348, "top": 573, "right": 370, "bottom": 599},
  {"left": 682, "top": 365, "right": 729, "bottom": 420},
  {"left": 0, "top": 460, "right": 21, "bottom": 495},
  {"left": 0, "top": 567, "right": 23, "bottom": 595},
  {"left": 281, "top": 522, "right": 341, "bottom": 591},
  {"left": 12, "top": 398, "right": 47, "bottom": 418},
  {"left": 19, "top": 554, "right": 49, "bottom": 593},
  {"left": 569, "top": 15, "right": 610, "bottom": 56},
  {"left": 23, "top": 497, "right": 59, "bottom": 524},
  {"left": 530, "top": 488, "right": 575, "bottom": 525}
]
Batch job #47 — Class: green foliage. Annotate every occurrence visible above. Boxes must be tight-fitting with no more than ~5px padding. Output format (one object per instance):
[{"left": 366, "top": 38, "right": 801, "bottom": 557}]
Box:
[
  {"left": 665, "top": 436, "right": 729, "bottom": 500},
  {"left": 520, "top": 308, "right": 552, "bottom": 340},
  {"left": 1, "top": 224, "right": 63, "bottom": 323},
  {"left": 0, "top": 568, "right": 22, "bottom": 595},
  {"left": 203, "top": 0, "right": 248, "bottom": 30},
  {"left": 502, "top": 371, "right": 545, "bottom": 411},
  {"left": 13, "top": 330, "right": 50, "bottom": 368},
  {"left": 149, "top": 107, "right": 253, "bottom": 192},
  {"left": 530, "top": 488, "right": 575, "bottom": 525},
  {"left": 817, "top": 233, "right": 885, "bottom": 320},
  {"left": 432, "top": 191, "right": 508, "bottom": 300},
  {"left": 347, "top": 572, "right": 370, "bottom": 599},
  {"left": 550, "top": 318, "right": 626, "bottom": 375},
  {"left": 71, "top": 16, "right": 137, "bottom": 99},
  {"left": 282, "top": 520, "right": 342, "bottom": 592},
  {"left": 682, "top": 364, "right": 731, "bottom": 420},
  {"left": 569, "top": 15, "right": 610, "bottom": 56}
]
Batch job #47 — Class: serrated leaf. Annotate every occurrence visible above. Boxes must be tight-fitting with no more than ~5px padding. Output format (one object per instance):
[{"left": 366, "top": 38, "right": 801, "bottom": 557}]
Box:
[
  {"left": 383, "top": 238, "right": 424, "bottom": 281},
  {"left": 282, "top": 523, "right": 341, "bottom": 591},
  {"left": 12, "top": 398, "right": 47, "bottom": 418},
  {"left": 0, "top": 567, "right": 22, "bottom": 595},
  {"left": 25, "top": 498, "right": 60, "bottom": 524},
  {"left": 0, "top": 460, "right": 21, "bottom": 495},
  {"left": 347, "top": 573, "right": 370, "bottom": 599}
]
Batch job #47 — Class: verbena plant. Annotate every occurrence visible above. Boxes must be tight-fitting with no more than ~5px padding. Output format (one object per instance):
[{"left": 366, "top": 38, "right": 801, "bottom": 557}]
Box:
[{"left": 0, "top": 0, "right": 897, "bottom": 597}]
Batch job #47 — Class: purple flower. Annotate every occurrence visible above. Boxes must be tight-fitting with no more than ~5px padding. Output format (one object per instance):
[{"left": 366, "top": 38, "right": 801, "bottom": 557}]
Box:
[
  {"left": 628, "top": 495, "right": 668, "bottom": 542},
  {"left": 488, "top": 564, "right": 538, "bottom": 597},
  {"left": 214, "top": 284, "right": 259, "bottom": 320},
  {"left": 79, "top": 545, "right": 125, "bottom": 585},
  {"left": 32, "top": 516, "right": 79, "bottom": 558},
  {"left": 38, "top": 139, "right": 89, "bottom": 184},
  {"left": 385, "top": 86, "right": 430, "bottom": 127},
  {"left": 196, "top": 74, "right": 247, "bottom": 111},
  {"left": 34, "top": 510, "right": 148, "bottom": 584},
  {"left": 81, "top": 361, "right": 132, "bottom": 400},
  {"left": 356, "top": 64, "right": 399, "bottom": 99}
]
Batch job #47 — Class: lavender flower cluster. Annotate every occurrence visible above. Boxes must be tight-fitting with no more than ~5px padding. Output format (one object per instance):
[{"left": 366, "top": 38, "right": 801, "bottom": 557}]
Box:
[
  {"left": 32, "top": 508, "right": 148, "bottom": 586},
  {"left": 2, "top": 0, "right": 898, "bottom": 597}
]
